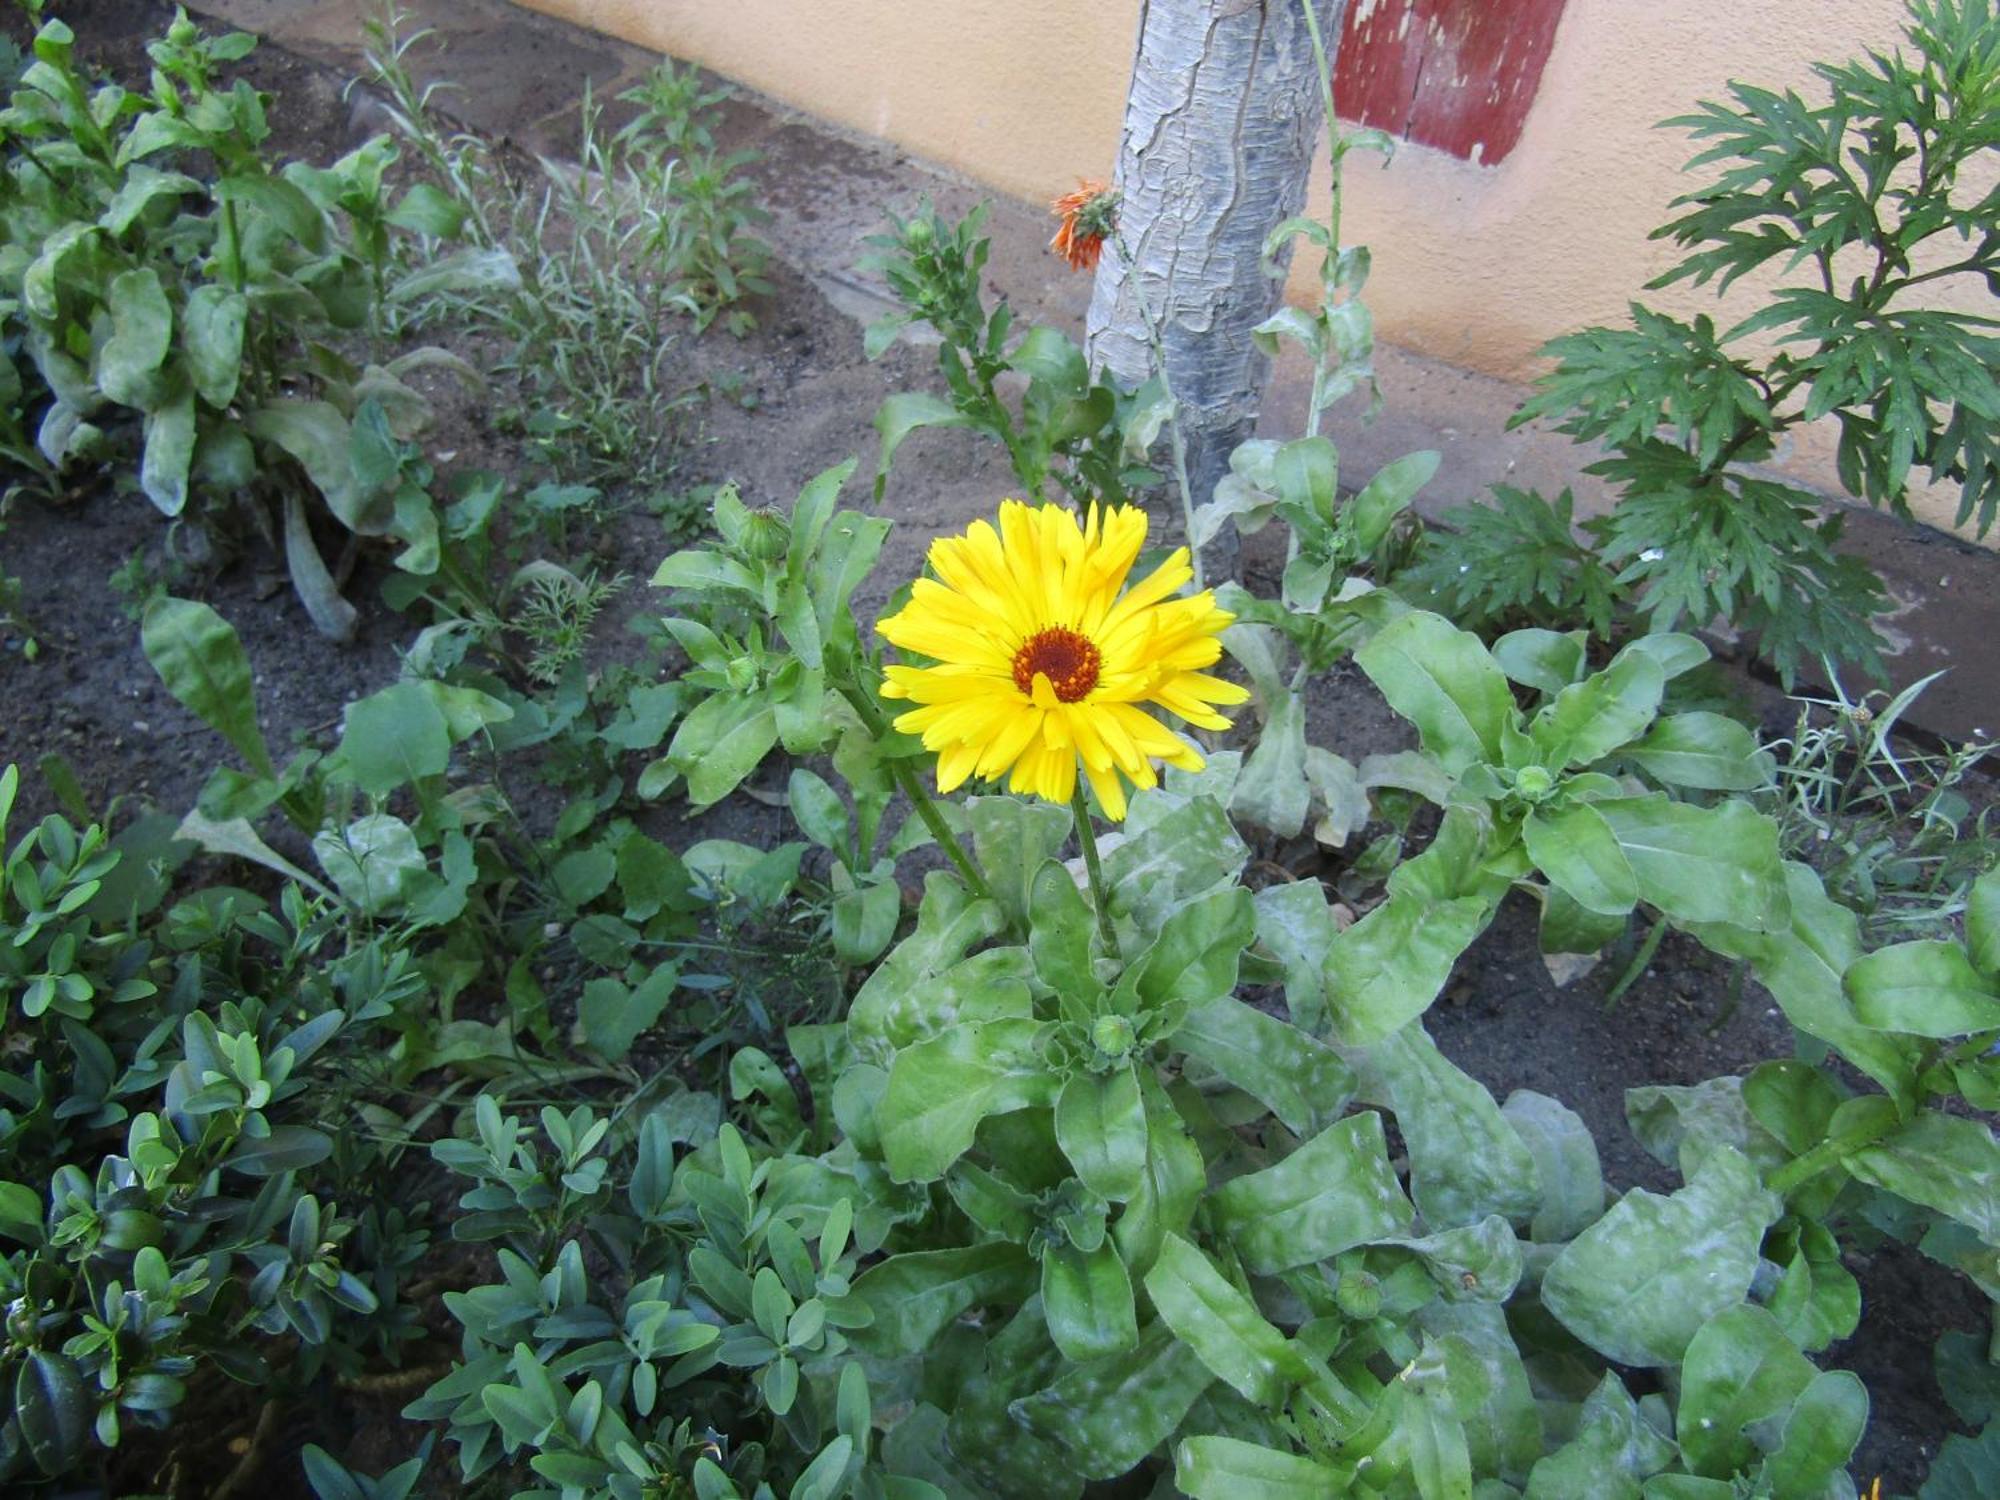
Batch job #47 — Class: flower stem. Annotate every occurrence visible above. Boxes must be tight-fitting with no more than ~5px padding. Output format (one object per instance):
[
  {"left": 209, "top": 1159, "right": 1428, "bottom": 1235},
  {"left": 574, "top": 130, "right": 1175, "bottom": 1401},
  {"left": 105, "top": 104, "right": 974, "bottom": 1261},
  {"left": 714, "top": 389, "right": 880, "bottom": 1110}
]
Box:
[
  {"left": 1111, "top": 228, "right": 1203, "bottom": 591},
  {"left": 838, "top": 673, "right": 995, "bottom": 904},
  {"left": 891, "top": 758, "right": 992, "bottom": 901},
  {"left": 1071, "top": 783, "right": 1119, "bottom": 958}
]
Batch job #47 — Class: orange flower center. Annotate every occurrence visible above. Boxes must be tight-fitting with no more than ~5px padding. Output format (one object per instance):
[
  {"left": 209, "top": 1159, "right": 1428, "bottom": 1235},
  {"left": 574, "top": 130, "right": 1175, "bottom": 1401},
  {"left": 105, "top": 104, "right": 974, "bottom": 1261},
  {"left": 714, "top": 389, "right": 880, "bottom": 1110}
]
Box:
[{"left": 1012, "top": 626, "right": 1101, "bottom": 702}]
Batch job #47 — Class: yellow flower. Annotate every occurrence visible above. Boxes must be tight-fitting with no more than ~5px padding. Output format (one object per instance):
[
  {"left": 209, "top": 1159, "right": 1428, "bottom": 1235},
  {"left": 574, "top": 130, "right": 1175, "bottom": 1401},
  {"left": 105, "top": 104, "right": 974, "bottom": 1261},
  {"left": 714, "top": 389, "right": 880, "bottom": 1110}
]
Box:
[{"left": 877, "top": 500, "right": 1248, "bottom": 821}]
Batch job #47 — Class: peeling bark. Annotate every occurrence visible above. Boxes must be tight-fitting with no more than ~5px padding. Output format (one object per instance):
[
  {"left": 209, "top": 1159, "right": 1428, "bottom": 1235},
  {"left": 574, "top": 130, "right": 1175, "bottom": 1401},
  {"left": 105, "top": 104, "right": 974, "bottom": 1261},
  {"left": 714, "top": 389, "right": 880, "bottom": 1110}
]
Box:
[{"left": 1089, "top": 0, "right": 1347, "bottom": 564}]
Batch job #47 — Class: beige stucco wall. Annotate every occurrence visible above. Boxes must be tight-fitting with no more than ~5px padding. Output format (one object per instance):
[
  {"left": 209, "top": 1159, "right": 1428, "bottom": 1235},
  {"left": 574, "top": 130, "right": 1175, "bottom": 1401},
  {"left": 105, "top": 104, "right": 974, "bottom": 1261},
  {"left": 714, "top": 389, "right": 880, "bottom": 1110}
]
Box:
[{"left": 524, "top": 0, "right": 1984, "bottom": 538}]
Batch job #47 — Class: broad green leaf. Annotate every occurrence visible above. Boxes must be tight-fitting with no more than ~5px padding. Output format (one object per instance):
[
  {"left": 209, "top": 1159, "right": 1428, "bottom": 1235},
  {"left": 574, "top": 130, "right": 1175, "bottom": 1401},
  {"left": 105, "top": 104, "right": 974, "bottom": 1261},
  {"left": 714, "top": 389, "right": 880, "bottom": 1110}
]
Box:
[
  {"left": 578, "top": 964, "right": 676, "bottom": 1062},
  {"left": 675, "top": 696, "right": 779, "bottom": 811},
  {"left": 173, "top": 809, "right": 335, "bottom": 899},
  {"left": 846, "top": 1244, "right": 1036, "bottom": 1356},
  {"left": 1355, "top": 610, "right": 1515, "bottom": 774},
  {"left": 1009, "top": 1325, "right": 1213, "bottom": 1481},
  {"left": 1112, "top": 1074, "right": 1205, "bottom": 1277},
  {"left": 141, "top": 597, "right": 274, "bottom": 776},
  {"left": 1420, "top": 1303, "right": 1541, "bottom": 1481},
  {"left": 1041, "top": 1241, "right": 1138, "bottom": 1362},
  {"left": 1394, "top": 1340, "right": 1475, "bottom": 1500},
  {"left": 1594, "top": 795, "right": 1784, "bottom": 929},
  {"left": 1621, "top": 712, "right": 1772, "bottom": 791},
  {"left": 1211, "top": 1112, "right": 1413, "bottom": 1274},
  {"left": 1273, "top": 436, "right": 1338, "bottom": 520},
  {"left": 1013, "top": 326, "right": 1089, "bottom": 395},
  {"left": 1372, "top": 1024, "right": 1540, "bottom": 1230},
  {"left": 831, "top": 881, "right": 901, "bottom": 965},
  {"left": 249, "top": 401, "right": 375, "bottom": 533},
  {"left": 1740, "top": 1059, "right": 1842, "bottom": 1158},
  {"left": 877, "top": 1019, "right": 1055, "bottom": 1181},
  {"left": 182, "top": 284, "right": 247, "bottom": 408},
  {"left": 98, "top": 267, "right": 172, "bottom": 406},
  {"left": 1254, "top": 878, "right": 1339, "bottom": 1032},
  {"left": 15, "top": 1349, "right": 90, "bottom": 1477},
  {"left": 1177, "top": 996, "right": 1355, "bottom": 1135},
  {"left": 1523, "top": 802, "right": 1638, "bottom": 917},
  {"left": 874, "top": 391, "right": 971, "bottom": 500},
  {"left": 1028, "top": 858, "right": 1098, "bottom": 999},
  {"left": 1676, "top": 1304, "right": 1817, "bottom": 1477},
  {"left": 140, "top": 388, "right": 196, "bottom": 517},
  {"left": 1968, "top": 867, "right": 2000, "bottom": 977},
  {"left": 1231, "top": 692, "right": 1310, "bottom": 838},
  {"left": 1765, "top": 1217, "right": 1860, "bottom": 1351},
  {"left": 1055, "top": 1066, "right": 1146, "bottom": 1201},
  {"left": 339, "top": 680, "right": 451, "bottom": 795},
  {"left": 1101, "top": 795, "right": 1248, "bottom": 944},
  {"left": 1757, "top": 1370, "right": 1866, "bottom": 1495},
  {"left": 650, "top": 548, "right": 761, "bottom": 596},
  {"left": 1173, "top": 1436, "right": 1340, "bottom": 1500},
  {"left": 787, "top": 767, "right": 849, "bottom": 851},
  {"left": 1625, "top": 1076, "right": 1790, "bottom": 1181},
  {"left": 1325, "top": 885, "right": 1494, "bottom": 1046},
  {"left": 227, "top": 1123, "right": 333, "bottom": 1176},
  {"left": 1842, "top": 1112, "right": 2000, "bottom": 1243},
  {"left": 1541, "top": 1147, "right": 1779, "bottom": 1367},
  {"left": 1845, "top": 939, "right": 2000, "bottom": 1037},
  {"left": 968, "top": 797, "right": 1072, "bottom": 931},
  {"left": 1493, "top": 628, "right": 1586, "bottom": 694},
  {"left": 1501, "top": 1090, "right": 1605, "bottom": 1242},
  {"left": 1921, "top": 1425, "right": 2000, "bottom": 1499},
  {"left": 848, "top": 874, "right": 1015, "bottom": 1058},
  {"left": 1521, "top": 1374, "right": 1673, "bottom": 1497},
  {"left": 1144, "top": 1233, "right": 1305, "bottom": 1407},
  {"left": 1687, "top": 863, "right": 1918, "bottom": 1108},
  {"left": 1325, "top": 810, "right": 1503, "bottom": 1044},
  {"left": 313, "top": 813, "right": 424, "bottom": 914},
  {"left": 1619, "top": 633, "right": 1709, "bottom": 679},
  {"left": 1126, "top": 884, "right": 1256, "bottom": 1016},
  {"left": 99, "top": 163, "right": 203, "bottom": 235},
  {"left": 1372, "top": 1215, "right": 1524, "bottom": 1303},
  {"left": 1350, "top": 449, "right": 1438, "bottom": 551},
  {"left": 1530, "top": 647, "right": 1664, "bottom": 768}
]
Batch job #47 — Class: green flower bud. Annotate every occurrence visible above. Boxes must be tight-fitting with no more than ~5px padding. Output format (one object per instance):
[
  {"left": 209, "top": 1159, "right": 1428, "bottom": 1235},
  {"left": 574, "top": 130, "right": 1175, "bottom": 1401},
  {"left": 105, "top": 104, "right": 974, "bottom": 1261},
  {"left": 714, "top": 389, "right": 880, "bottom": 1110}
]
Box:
[
  {"left": 725, "top": 655, "right": 759, "bottom": 692},
  {"left": 1334, "top": 1268, "right": 1381, "bottom": 1321},
  {"left": 1090, "top": 1013, "right": 1135, "bottom": 1061},
  {"left": 906, "top": 218, "right": 934, "bottom": 250},
  {"left": 740, "top": 507, "right": 791, "bottom": 561},
  {"left": 1513, "top": 765, "right": 1556, "bottom": 803}
]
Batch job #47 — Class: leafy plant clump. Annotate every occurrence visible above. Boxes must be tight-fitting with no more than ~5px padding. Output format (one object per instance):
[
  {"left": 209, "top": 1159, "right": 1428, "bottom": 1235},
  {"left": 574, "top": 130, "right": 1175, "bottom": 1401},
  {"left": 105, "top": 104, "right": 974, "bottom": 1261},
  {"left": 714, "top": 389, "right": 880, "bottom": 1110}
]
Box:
[
  {"left": 1484, "top": 0, "right": 2000, "bottom": 682},
  {"left": 0, "top": 8, "right": 498, "bottom": 638}
]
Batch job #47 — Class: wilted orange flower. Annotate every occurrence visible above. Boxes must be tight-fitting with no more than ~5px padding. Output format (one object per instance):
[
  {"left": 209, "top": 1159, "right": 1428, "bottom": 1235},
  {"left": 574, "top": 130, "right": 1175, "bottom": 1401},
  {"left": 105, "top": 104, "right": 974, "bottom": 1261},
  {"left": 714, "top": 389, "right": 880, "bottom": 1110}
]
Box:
[{"left": 1050, "top": 180, "right": 1117, "bottom": 272}]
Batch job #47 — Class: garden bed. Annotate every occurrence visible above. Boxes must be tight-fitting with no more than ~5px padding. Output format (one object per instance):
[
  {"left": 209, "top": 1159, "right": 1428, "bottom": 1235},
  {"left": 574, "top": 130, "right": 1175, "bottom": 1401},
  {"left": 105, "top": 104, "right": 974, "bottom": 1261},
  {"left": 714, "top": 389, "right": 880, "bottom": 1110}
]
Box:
[{"left": 0, "top": 2, "right": 1993, "bottom": 1496}]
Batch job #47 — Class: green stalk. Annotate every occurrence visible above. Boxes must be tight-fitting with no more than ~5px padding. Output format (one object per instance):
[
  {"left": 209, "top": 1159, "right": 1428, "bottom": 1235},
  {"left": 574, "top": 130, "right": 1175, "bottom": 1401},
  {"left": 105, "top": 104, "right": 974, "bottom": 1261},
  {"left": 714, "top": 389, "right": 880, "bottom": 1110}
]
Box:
[
  {"left": 1111, "top": 228, "right": 1203, "bottom": 589},
  {"left": 1601, "top": 914, "right": 1666, "bottom": 1010},
  {"left": 838, "top": 675, "right": 994, "bottom": 904},
  {"left": 1071, "top": 782, "right": 1120, "bottom": 958}
]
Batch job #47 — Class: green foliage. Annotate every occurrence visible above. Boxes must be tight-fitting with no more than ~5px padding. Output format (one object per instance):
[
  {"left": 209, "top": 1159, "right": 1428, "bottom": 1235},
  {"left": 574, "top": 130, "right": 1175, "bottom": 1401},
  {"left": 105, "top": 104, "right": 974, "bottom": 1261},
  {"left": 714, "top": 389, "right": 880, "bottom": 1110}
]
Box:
[
  {"left": 1764, "top": 671, "right": 1996, "bottom": 942},
  {"left": 864, "top": 199, "right": 1166, "bottom": 506},
  {"left": 0, "top": 8, "right": 487, "bottom": 638},
  {"left": 358, "top": 10, "right": 768, "bottom": 487},
  {"left": 0, "top": 763, "right": 430, "bottom": 1486},
  {"left": 1403, "top": 485, "right": 1628, "bottom": 640},
  {"left": 646, "top": 465, "right": 888, "bottom": 810},
  {"left": 1503, "top": 0, "right": 2000, "bottom": 681}
]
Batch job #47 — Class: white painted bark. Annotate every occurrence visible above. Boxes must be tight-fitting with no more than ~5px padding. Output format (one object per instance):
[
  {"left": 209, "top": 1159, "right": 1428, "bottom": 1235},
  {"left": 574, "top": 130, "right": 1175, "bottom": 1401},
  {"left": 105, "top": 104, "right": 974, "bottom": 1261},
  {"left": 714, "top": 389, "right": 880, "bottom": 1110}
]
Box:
[{"left": 1089, "top": 0, "right": 1347, "bottom": 561}]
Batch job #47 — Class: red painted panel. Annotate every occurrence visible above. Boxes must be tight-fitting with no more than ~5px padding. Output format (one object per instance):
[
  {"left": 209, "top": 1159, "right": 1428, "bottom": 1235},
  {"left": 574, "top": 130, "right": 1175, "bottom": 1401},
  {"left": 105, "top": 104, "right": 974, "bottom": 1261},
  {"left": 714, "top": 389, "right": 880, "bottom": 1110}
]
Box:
[{"left": 1332, "top": 0, "right": 1568, "bottom": 166}]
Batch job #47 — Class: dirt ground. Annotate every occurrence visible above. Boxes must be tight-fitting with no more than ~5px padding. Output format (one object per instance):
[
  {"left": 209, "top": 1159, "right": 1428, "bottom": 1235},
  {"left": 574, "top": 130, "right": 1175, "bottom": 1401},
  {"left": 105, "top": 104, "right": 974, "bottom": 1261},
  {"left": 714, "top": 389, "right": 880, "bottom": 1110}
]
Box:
[{"left": 0, "top": 2, "right": 1986, "bottom": 1491}]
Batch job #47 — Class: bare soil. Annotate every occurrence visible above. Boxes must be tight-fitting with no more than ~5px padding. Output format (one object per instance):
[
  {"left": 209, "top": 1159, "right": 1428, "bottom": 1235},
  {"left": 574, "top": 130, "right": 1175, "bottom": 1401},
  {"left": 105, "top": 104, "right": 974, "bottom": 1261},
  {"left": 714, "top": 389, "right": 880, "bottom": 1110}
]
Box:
[{"left": 0, "top": 3, "right": 1984, "bottom": 1492}]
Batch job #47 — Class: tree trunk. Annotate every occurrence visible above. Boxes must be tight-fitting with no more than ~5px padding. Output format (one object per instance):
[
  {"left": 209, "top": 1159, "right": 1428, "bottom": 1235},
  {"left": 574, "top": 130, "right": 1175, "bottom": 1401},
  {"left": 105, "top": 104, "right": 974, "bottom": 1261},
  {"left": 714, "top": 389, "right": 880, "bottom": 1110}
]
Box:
[{"left": 1088, "top": 0, "right": 1346, "bottom": 573}]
